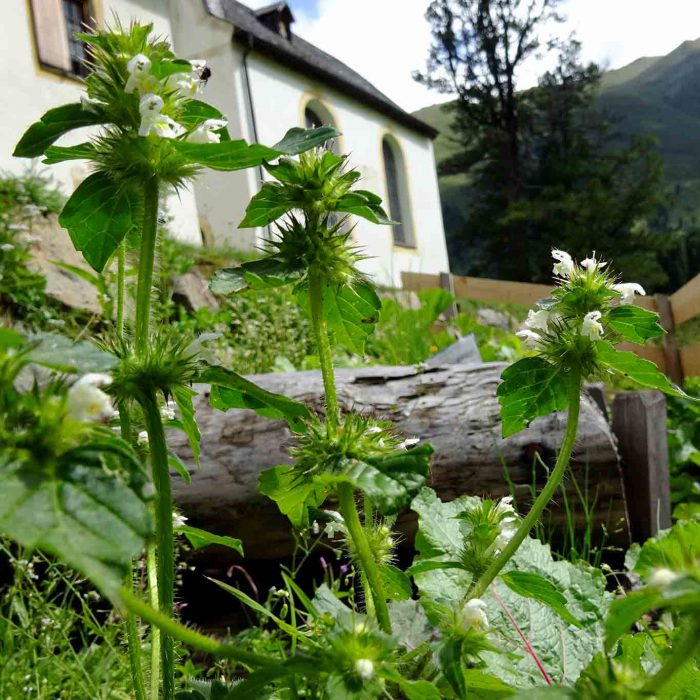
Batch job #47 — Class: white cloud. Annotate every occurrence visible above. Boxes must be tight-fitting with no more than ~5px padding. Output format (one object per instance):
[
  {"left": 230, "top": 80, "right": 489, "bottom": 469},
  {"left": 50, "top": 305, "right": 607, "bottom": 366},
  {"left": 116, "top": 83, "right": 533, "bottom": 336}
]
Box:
[{"left": 245, "top": 0, "right": 700, "bottom": 112}]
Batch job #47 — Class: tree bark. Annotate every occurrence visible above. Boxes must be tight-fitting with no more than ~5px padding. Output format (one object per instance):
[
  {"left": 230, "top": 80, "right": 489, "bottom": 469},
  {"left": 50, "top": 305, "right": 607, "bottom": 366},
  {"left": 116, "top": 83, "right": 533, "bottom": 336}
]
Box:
[{"left": 169, "top": 363, "right": 629, "bottom": 560}]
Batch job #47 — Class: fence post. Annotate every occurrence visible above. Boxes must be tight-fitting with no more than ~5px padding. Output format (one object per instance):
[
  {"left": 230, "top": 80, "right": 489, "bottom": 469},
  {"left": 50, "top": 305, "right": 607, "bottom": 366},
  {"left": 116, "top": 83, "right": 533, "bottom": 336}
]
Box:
[
  {"left": 439, "top": 272, "right": 459, "bottom": 319},
  {"left": 611, "top": 390, "right": 671, "bottom": 542},
  {"left": 655, "top": 293, "right": 684, "bottom": 385}
]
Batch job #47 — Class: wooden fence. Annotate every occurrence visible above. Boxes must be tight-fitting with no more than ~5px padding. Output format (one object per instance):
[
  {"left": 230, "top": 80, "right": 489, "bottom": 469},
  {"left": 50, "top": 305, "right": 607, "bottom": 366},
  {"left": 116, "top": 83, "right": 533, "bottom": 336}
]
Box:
[{"left": 403, "top": 270, "right": 700, "bottom": 383}]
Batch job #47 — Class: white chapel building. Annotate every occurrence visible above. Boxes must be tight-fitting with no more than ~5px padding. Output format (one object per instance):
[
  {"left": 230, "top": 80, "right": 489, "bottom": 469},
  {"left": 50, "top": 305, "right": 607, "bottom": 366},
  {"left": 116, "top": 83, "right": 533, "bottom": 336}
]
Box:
[{"left": 1, "top": 0, "right": 449, "bottom": 288}]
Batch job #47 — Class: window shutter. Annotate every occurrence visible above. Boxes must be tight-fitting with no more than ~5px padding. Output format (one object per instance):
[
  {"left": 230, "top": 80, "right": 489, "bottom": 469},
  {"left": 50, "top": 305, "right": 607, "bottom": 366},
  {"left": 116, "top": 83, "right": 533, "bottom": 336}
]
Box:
[{"left": 30, "top": 0, "right": 72, "bottom": 73}]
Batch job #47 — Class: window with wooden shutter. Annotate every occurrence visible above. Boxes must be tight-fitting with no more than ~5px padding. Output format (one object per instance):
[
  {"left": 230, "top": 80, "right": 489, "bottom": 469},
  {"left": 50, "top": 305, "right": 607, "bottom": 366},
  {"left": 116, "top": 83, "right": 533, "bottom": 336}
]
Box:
[{"left": 29, "top": 0, "right": 90, "bottom": 78}]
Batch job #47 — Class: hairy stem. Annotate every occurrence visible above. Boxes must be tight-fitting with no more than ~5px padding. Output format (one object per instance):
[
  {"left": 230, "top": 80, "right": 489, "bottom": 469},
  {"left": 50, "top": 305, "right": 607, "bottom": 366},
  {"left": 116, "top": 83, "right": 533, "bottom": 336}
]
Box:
[
  {"left": 146, "top": 542, "right": 161, "bottom": 700},
  {"left": 643, "top": 615, "right": 700, "bottom": 694},
  {"left": 134, "top": 178, "right": 159, "bottom": 357},
  {"left": 308, "top": 269, "right": 339, "bottom": 432},
  {"left": 469, "top": 372, "right": 582, "bottom": 599},
  {"left": 125, "top": 599, "right": 147, "bottom": 700},
  {"left": 338, "top": 483, "right": 392, "bottom": 634},
  {"left": 141, "top": 390, "right": 175, "bottom": 700},
  {"left": 116, "top": 240, "right": 126, "bottom": 338}
]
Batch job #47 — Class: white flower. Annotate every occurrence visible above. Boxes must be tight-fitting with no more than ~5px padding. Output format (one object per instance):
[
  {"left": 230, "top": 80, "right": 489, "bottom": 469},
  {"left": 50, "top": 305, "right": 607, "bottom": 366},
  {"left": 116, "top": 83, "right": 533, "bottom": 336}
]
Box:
[
  {"left": 612, "top": 282, "right": 646, "bottom": 306},
  {"left": 525, "top": 309, "right": 551, "bottom": 331},
  {"left": 137, "top": 430, "right": 149, "bottom": 445},
  {"left": 580, "top": 255, "right": 607, "bottom": 271},
  {"left": 516, "top": 329, "right": 544, "bottom": 349},
  {"left": 399, "top": 437, "right": 420, "bottom": 449},
  {"left": 311, "top": 520, "right": 320, "bottom": 535},
  {"left": 138, "top": 94, "right": 183, "bottom": 139},
  {"left": 649, "top": 567, "right": 679, "bottom": 589},
  {"left": 494, "top": 495, "right": 515, "bottom": 517},
  {"left": 172, "top": 512, "right": 188, "bottom": 529},
  {"left": 457, "top": 598, "right": 489, "bottom": 631},
  {"left": 160, "top": 402, "right": 176, "bottom": 421},
  {"left": 0, "top": 243, "right": 14, "bottom": 252},
  {"left": 494, "top": 517, "right": 518, "bottom": 551},
  {"left": 552, "top": 249, "right": 575, "bottom": 278},
  {"left": 323, "top": 511, "right": 345, "bottom": 538},
  {"left": 66, "top": 374, "right": 113, "bottom": 422},
  {"left": 167, "top": 72, "right": 200, "bottom": 98},
  {"left": 580, "top": 310, "right": 604, "bottom": 340},
  {"left": 189, "top": 59, "right": 207, "bottom": 72},
  {"left": 125, "top": 53, "right": 156, "bottom": 94},
  {"left": 355, "top": 659, "right": 375, "bottom": 681},
  {"left": 186, "top": 118, "right": 228, "bottom": 144}
]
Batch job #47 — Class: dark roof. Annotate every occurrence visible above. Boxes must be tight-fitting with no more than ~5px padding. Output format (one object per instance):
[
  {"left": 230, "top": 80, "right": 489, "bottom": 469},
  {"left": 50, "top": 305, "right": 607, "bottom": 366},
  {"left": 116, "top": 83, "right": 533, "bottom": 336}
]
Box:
[{"left": 202, "top": 0, "right": 437, "bottom": 138}]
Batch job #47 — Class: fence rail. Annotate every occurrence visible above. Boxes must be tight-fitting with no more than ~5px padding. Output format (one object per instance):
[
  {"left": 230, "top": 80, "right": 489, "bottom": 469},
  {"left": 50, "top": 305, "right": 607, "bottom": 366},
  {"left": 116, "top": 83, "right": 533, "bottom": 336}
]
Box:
[{"left": 402, "top": 270, "right": 700, "bottom": 381}]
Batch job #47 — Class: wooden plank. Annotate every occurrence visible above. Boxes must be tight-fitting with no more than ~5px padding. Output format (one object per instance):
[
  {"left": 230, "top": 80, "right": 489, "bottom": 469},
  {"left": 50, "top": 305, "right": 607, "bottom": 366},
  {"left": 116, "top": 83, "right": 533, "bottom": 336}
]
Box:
[
  {"left": 680, "top": 343, "right": 700, "bottom": 377},
  {"left": 655, "top": 294, "right": 684, "bottom": 384},
  {"left": 401, "top": 271, "right": 440, "bottom": 292},
  {"left": 670, "top": 272, "right": 700, "bottom": 326},
  {"left": 438, "top": 272, "right": 459, "bottom": 318},
  {"left": 452, "top": 276, "right": 552, "bottom": 306},
  {"left": 612, "top": 391, "right": 671, "bottom": 542},
  {"left": 617, "top": 343, "right": 667, "bottom": 373},
  {"left": 637, "top": 296, "right": 658, "bottom": 312}
]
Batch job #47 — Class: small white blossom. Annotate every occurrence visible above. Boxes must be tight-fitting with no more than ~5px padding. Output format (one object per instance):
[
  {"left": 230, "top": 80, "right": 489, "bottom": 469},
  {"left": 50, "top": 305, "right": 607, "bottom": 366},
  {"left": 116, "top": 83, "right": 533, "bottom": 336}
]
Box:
[
  {"left": 649, "top": 567, "right": 679, "bottom": 589},
  {"left": 186, "top": 118, "right": 228, "bottom": 144},
  {"left": 581, "top": 310, "right": 604, "bottom": 340},
  {"left": 457, "top": 598, "right": 489, "bottom": 631},
  {"left": 355, "top": 659, "right": 375, "bottom": 681},
  {"left": 580, "top": 256, "right": 607, "bottom": 271},
  {"left": 66, "top": 374, "right": 113, "bottom": 422},
  {"left": 160, "top": 402, "right": 176, "bottom": 421},
  {"left": 552, "top": 249, "right": 575, "bottom": 278},
  {"left": 0, "top": 243, "right": 14, "bottom": 252},
  {"left": 311, "top": 520, "right": 320, "bottom": 535},
  {"left": 172, "top": 512, "right": 188, "bottom": 529},
  {"left": 125, "top": 53, "right": 156, "bottom": 94},
  {"left": 494, "top": 517, "right": 518, "bottom": 551},
  {"left": 189, "top": 59, "right": 207, "bottom": 72},
  {"left": 525, "top": 309, "right": 551, "bottom": 331},
  {"left": 399, "top": 437, "right": 420, "bottom": 449},
  {"left": 494, "top": 496, "right": 515, "bottom": 517},
  {"left": 137, "top": 430, "right": 149, "bottom": 445},
  {"left": 516, "top": 329, "right": 544, "bottom": 349},
  {"left": 612, "top": 282, "right": 646, "bottom": 306},
  {"left": 323, "top": 511, "right": 345, "bottom": 538},
  {"left": 138, "top": 94, "right": 183, "bottom": 138},
  {"left": 167, "top": 72, "right": 200, "bottom": 98}
]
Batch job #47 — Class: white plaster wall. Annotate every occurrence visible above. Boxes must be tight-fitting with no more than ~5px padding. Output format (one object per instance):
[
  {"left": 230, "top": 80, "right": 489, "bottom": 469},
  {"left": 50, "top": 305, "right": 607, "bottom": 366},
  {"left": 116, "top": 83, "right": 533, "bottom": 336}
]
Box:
[
  {"left": 245, "top": 53, "right": 450, "bottom": 288},
  {"left": 0, "top": 0, "right": 201, "bottom": 244}
]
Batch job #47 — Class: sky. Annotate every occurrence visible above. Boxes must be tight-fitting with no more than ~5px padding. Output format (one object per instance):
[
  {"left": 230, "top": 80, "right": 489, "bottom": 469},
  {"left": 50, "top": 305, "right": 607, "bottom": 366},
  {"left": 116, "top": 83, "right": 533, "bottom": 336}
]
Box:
[{"left": 246, "top": 0, "right": 700, "bottom": 113}]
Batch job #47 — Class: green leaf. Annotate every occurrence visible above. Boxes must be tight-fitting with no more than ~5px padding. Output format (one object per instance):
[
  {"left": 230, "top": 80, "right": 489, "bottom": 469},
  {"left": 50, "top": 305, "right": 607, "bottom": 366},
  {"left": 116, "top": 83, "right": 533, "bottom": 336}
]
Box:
[
  {"left": 272, "top": 126, "right": 341, "bottom": 155},
  {"left": 633, "top": 518, "right": 700, "bottom": 578},
  {"left": 380, "top": 563, "right": 412, "bottom": 601},
  {"left": 178, "top": 100, "right": 231, "bottom": 140},
  {"left": 462, "top": 670, "right": 515, "bottom": 698},
  {"left": 0, "top": 451, "right": 150, "bottom": 599},
  {"left": 319, "top": 282, "right": 381, "bottom": 355},
  {"left": 171, "top": 140, "right": 279, "bottom": 172},
  {"left": 607, "top": 305, "right": 665, "bottom": 344},
  {"left": 335, "top": 191, "right": 393, "bottom": 225},
  {"left": 43, "top": 143, "right": 98, "bottom": 164},
  {"left": 407, "top": 560, "right": 465, "bottom": 577},
  {"left": 0, "top": 328, "right": 26, "bottom": 350},
  {"left": 59, "top": 172, "right": 140, "bottom": 272},
  {"left": 178, "top": 525, "right": 243, "bottom": 555},
  {"left": 14, "top": 103, "right": 108, "bottom": 158},
  {"left": 438, "top": 636, "right": 467, "bottom": 699},
  {"left": 259, "top": 465, "right": 326, "bottom": 528},
  {"left": 596, "top": 341, "right": 692, "bottom": 400},
  {"left": 500, "top": 571, "right": 582, "bottom": 628},
  {"left": 172, "top": 386, "right": 201, "bottom": 466},
  {"left": 497, "top": 356, "right": 569, "bottom": 437},
  {"left": 168, "top": 452, "right": 192, "bottom": 485},
  {"left": 202, "top": 365, "right": 311, "bottom": 432},
  {"left": 209, "top": 257, "right": 303, "bottom": 295},
  {"left": 27, "top": 332, "right": 117, "bottom": 374},
  {"left": 238, "top": 182, "right": 294, "bottom": 228}
]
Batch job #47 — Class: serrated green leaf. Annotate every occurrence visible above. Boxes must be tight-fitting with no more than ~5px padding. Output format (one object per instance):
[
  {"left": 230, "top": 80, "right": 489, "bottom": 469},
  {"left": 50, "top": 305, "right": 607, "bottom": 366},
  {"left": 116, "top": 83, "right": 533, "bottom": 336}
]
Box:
[
  {"left": 633, "top": 518, "right": 700, "bottom": 578},
  {"left": 596, "top": 341, "right": 692, "bottom": 399},
  {"left": 321, "top": 282, "right": 381, "bottom": 355},
  {"left": 395, "top": 679, "right": 442, "bottom": 700},
  {"left": 500, "top": 571, "right": 582, "bottom": 628},
  {"left": 59, "top": 172, "right": 140, "bottom": 272},
  {"left": 178, "top": 100, "right": 230, "bottom": 140},
  {"left": 0, "top": 451, "right": 150, "bottom": 599},
  {"left": 497, "top": 357, "right": 569, "bottom": 437},
  {"left": 335, "top": 191, "right": 393, "bottom": 225},
  {"left": 168, "top": 452, "right": 192, "bottom": 485},
  {"left": 209, "top": 257, "right": 303, "bottom": 295},
  {"left": 202, "top": 365, "right": 311, "bottom": 432},
  {"left": 438, "top": 636, "right": 468, "bottom": 699},
  {"left": 14, "top": 103, "right": 108, "bottom": 158},
  {"left": 171, "top": 140, "right": 279, "bottom": 172},
  {"left": 172, "top": 385, "right": 201, "bottom": 466},
  {"left": 607, "top": 305, "right": 665, "bottom": 344},
  {"left": 258, "top": 465, "right": 327, "bottom": 528},
  {"left": 238, "top": 183, "right": 293, "bottom": 228},
  {"left": 272, "top": 126, "right": 341, "bottom": 155},
  {"left": 380, "top": 563, "right": 412, "bottom": 601},
  {"left": 27, "top": 332, "right": 117, "bottom": 374},
  {"left": 178, "top": 525, "right": 243, "bottom": 555},
  {"left": 0, "top": 328, "right": 25, "bottom": 349},
  {"left": 43, "top": 143, "right": 97, "bottom": 164}
]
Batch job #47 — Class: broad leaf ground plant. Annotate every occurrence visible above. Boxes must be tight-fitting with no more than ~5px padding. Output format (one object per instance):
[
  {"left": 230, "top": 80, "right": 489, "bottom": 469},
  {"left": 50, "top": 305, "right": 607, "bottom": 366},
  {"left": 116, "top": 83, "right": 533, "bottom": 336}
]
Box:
[{"left": 4, "top": 20, "right": 700, "bottom": 700}]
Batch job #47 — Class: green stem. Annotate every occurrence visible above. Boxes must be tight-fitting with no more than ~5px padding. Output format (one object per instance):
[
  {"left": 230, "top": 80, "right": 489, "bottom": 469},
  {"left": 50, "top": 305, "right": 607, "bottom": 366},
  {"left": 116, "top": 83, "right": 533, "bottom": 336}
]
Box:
[
  {"left": 116, "top": 240, "right": 126, "bottom": 338},
  {"left": 643, "top": 616, "right": 700, "bottom": 695},
  {"left": 125, "top": 602, "right": 147, "bottom": 700},
  {"left": 308, "top": 269, "right": 339, "bottom": 432},
  {"left": 469, "top": 372, "right": 582, "bottom": 599},
  {"left": 141, "top": 390, "right": 175, "bottom": 700},
  {"left": 120, "top": 589, "right": 275, "bottom": 668},
  {"left": 134, "top": 178, "right": 159, "bottom": 358},
  {"left": 338, "top": 483, "right": 392, "bottom": 634},
  {"left": 146, "top": 542, "right": 161, "bottom": 700}
]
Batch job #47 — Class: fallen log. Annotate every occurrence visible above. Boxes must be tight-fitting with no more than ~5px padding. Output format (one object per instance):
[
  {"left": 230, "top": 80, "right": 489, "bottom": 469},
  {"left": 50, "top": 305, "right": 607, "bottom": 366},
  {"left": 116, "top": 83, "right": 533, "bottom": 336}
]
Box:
[{"left": 169, "top": 363, "right": 630, "bottom": 560}]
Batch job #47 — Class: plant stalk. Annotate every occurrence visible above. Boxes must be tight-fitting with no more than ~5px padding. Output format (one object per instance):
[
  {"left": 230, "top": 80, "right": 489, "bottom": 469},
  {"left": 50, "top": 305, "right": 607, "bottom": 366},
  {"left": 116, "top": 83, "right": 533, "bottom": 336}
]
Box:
[
  {"left": 134, "top": 178, "right": 159, "bottom": 357},
  {"left": 469, "top": 372, "right": 582, "bottom": 599},
  {"left": 116, "top": 240, "right": 126, "bottom": 337},
  {"left": 338, "top": 483, "right": 392, "bottom": 634},
  {"left": 308, "top": 269, "right": 339, "bottom": 432},
  {"left": 146, "top": 542, "right": 161, "bottom": 700},
  {"left": 141, "top": 389, "right": 175, "bottom": 700},
  {"left": 643, "top": 615, "right": 700, "bottom": 694}
]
